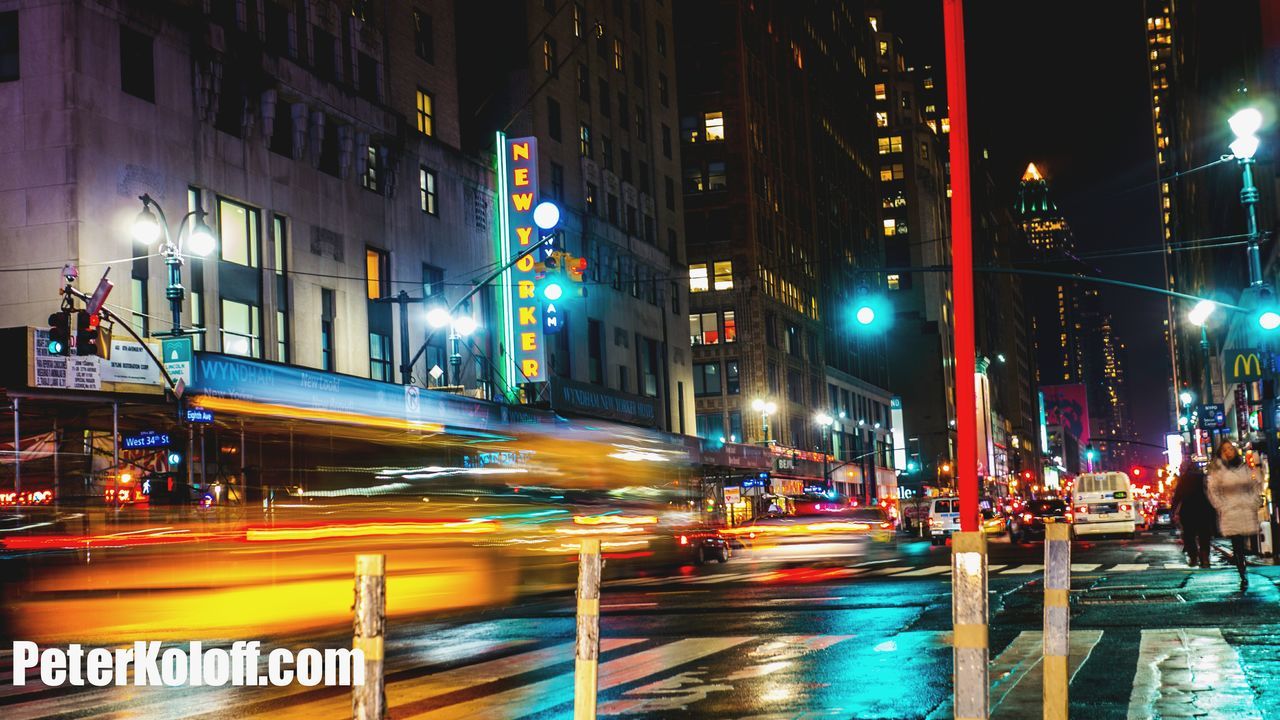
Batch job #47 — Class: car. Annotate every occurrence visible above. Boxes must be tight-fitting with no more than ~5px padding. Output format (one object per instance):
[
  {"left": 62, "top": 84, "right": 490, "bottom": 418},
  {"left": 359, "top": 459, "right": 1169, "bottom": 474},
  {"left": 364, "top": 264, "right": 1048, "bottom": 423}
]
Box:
[
  {"left": 668, "top": 528, "right": 731, "bottom": 565},
  {"left": 928, "top": 496, "right": 962, "bottom": 545},
  {"left": 981, "top": 508, "right": 1008, "bottom": 536},
  {"left": 1151, "top": 503, "right": 1176, "bottom": 532},
  {"left": 1008, "top": 498, "right": 1071, "bottom": 543}
]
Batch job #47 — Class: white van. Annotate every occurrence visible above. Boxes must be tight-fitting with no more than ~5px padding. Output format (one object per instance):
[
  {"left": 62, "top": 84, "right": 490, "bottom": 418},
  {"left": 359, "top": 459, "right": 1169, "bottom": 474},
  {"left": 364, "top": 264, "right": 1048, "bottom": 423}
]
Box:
[
  {"left": 928, "top": 496, "right": 962, "bottom": 545},
  {"left": 1072, "top": 472, "right": 1137, "bottom": 538}
]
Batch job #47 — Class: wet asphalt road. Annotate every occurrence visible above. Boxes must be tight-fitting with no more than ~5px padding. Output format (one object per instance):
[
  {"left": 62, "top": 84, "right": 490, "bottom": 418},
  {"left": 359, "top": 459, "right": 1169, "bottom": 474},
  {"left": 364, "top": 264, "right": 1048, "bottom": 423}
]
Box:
[{"left": 8, "top": 530, "right": 1280, "bottom": 719}]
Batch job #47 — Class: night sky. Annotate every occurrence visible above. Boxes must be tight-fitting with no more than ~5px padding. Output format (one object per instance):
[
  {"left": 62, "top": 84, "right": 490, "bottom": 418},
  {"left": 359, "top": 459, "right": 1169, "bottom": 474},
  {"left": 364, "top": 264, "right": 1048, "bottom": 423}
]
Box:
[{"left": 887, "top": 0, "right": 1169, "bottom": 464}]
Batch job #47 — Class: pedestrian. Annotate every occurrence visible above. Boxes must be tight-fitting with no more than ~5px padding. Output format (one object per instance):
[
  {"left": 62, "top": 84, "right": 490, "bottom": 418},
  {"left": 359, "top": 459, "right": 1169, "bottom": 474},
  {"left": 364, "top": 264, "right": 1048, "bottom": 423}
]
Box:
[
  {"left": 1206, "top": 439, "right": 1264, "bottom": 590},
  {"left": 1172, "top": 460, "right": 1215, "bottom": 568}
]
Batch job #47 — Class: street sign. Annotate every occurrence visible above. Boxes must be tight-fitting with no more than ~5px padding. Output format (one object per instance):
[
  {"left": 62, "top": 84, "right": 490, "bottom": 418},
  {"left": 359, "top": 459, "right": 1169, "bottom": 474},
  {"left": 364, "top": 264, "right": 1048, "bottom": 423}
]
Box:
[
  {"left": 724, "top": 486, "right": 741, "bottom": 505},
  {"left": 543, "top": 302, "right": 562, "bottom": 334},
  {"left": 122, "top": 431, "right": 171, "bottom": 449},
  {"left": 184, "top": 407, "right": 214, "bottom": 423},
  {"left": 1198, "top": 403, "right": 1226, "bottom": 430},
  {"left": 162, "top": 336, "right": 193, "bottom": 386},
  {"left": 1224, "top": 349, "right": 1264, "bottom": 384}
]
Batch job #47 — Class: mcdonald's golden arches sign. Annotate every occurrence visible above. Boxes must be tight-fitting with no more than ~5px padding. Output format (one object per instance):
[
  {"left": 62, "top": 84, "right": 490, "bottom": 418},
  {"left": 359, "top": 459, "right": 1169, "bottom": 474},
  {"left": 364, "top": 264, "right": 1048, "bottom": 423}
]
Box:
[{"left": 1224, "top": 349, "right": 1264, "bottom": 384}]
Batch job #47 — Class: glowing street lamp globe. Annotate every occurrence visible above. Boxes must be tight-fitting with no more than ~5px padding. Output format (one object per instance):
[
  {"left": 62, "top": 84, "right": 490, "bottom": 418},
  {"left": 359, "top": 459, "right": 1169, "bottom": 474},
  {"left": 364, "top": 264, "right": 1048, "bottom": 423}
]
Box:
[
  {"left": 855, "top": 306, "right": 876, "bottom": 325},
  {"left": 533, "top": 201, "right": 561, "bottom": 231},
  {"left": 1260, "top": 311, "right": 1280, "bottom": 331}
]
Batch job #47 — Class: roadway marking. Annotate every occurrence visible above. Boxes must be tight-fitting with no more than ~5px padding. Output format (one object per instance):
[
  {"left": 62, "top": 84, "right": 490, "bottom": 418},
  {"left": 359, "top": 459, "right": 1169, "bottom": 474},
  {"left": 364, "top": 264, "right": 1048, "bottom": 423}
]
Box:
[
  {"left": 1128, "top": 629, "right": 1262, "bottom": 720},
  {"left": 1001, "top": 564, "right": 1043, "bottom": 574},
  {"left": 895, "top": 566, "right": 952, "bottom": 577},
  {"left": 1109, "top": 564, "right": 1149, "bottom": 572},
  {"left": 766, "top": 596, "right": 841, "bottom": 604},
  {"left": 1071, "top": 563, "right": 1101, "bottom": 572},
  {"left": 988, "top": 630, "right": 1103, "bottom": 719},
  {"left": 866, "top": 566, "right": 915, "bottom": 576},
  {"left": 415, "top": 637, "right": 755, "bottom": 719},
  {"left": 602, "top": 602, "right": 658, "bottom": 610}
]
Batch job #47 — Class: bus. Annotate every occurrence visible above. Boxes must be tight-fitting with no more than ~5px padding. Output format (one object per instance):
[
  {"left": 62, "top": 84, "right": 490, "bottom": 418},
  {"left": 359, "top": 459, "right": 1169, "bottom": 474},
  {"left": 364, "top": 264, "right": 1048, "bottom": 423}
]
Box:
[{"left": 1071, "top": 472, "right": 1138, "bottom": 539}]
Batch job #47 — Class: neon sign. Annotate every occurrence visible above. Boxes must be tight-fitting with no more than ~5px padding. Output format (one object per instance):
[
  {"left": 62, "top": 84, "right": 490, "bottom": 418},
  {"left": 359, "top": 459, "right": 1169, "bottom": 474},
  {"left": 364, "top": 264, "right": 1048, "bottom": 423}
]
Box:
[{"left": 496, "top": 133, "right": 547, "bottom": 389}]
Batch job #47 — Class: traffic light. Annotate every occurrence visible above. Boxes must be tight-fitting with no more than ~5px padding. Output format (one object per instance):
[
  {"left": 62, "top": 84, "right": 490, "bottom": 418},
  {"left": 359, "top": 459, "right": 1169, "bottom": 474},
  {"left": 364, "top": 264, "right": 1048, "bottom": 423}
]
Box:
[
  {"left": 1131, "top": 466, "right": 1142, "bottom": 477},
  {"left": 75, "top": 310, "right": 108, "bottom": 357},
  {"left": 1085, "top": 445, "right": 1099, "bottom": 462},
  {"left": 47, "top": 310, "right": 71, "bottom": 356},
  {"left": 567, "top": 255, "right": 588, "bottom": 283},
  {"left": 849, "top": 286, "right": 891, "bottom": 333},
  {"left": 166, "top": 450, "right": 183, "bottom": 467}
]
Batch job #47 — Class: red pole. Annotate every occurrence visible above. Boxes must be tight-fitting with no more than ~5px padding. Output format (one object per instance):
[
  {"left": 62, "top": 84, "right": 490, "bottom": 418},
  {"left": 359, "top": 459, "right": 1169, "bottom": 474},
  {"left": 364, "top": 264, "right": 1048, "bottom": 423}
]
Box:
[{"left": 943, "top": 0, "right": 978, "bottom": 533}]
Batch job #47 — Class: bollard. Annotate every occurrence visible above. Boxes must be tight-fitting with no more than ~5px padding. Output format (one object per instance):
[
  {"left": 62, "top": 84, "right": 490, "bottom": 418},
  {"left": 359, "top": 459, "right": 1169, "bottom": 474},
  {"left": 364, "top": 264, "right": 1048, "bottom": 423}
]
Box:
[
  {"left": 952, "top": 530, "right": 989, "bottom": 720},
  {"left": 1043, "top": 523, "right": 1071, "bottom": 720},
  {"left": 574, "top": 538, "right": 603, "bottom": 720},
  {"left": 353, "top": 554, "right": 386, "bottom": 720}
]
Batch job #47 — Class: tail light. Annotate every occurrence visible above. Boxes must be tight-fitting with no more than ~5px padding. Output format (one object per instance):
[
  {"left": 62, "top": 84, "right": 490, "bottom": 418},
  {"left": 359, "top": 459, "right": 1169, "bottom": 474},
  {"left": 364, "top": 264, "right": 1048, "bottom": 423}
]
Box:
[
  {"left": 1119, "top": 504, "right": 1131, "bottom": 513},
  {"left": 679, "top": 535, "right": 688, "bottom": 545},
  {"left": 929, "top": 518, "right": 942, "bottom": 528},
  {"left": 748, "top": 532, "right": 756, "bottom": 539},
  {"left": 1022, "top": 513, "right": 1033, "bottom": 522},
  {"left": 1076, "top": 505, "right": 1088, "bottom": 514},
  {"left": 879, "top": 522, "right": 892, "bottom": 529}
]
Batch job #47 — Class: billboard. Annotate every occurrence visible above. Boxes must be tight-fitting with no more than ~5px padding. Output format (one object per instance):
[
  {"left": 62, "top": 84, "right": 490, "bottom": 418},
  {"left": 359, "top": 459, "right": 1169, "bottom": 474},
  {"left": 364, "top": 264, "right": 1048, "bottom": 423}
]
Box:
[
  {"left": 1040, "top": 383, "right": 1091, "bottom": 447},
  {"left": 496, "top": 133, "right": 547, "bottom": 389}
]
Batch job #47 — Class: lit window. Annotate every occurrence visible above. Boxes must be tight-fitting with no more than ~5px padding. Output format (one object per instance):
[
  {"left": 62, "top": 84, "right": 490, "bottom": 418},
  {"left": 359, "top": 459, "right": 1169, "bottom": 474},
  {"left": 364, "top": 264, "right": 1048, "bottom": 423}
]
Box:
[
  {"left": 690, "top": 312, "right": 719, "bottom": 345},
  {"left": 724, "top": 310, "right": 737, "bottom": 342},
  {"left": 366, "top": 247, "right": 389, "bottom": 300},
  {"left": 613, "top": 37, "right": 623, "bottom": 70},
  {"left": 874, "top": 83, "right": 887, "bottom": 101},
  {"left": 690, "top": 264, "right": 709, "bottom": 292},
  {"left": 369, "top": 332, "right": 392, "bottom": 382},
  {"left": 420, "top": 166, "right": 437, "bottom": 215},
  {"left": 543, "top": 36, "right": 556, "bottom": 74},
  {"left": 883, "top": 218, "right": 896, "bottom": 236},
  {"left": 416, "top": 88, "right": 434, "bottom": 136},
  {"left": 880, "top": 166, "right": 893, "bottom": 182},
  {"left": 877, "top": 137, "right": 890, "bottom": 154},
  {"left": 940, "top": 118, "right": 950, "bottom": 133},
  {"left": 713, "top": 261, "right": 734, "bottom": 290},
  {"left": 878, "top": 40, "right": 888, "bottom": 56},
  {"left": 887, "top": 274, "right": 900, "bottom": 290},
  {"left": 875, "top": 111, "right": 888, "bottom": 128},
  {"left": 218, "top": 197, "right": 260, "bottom": 268},
  {"left": 579, "top": 123, "right": 592, "bottom": 158},
  {"left": 923, "top": 77, "right": 934, "bottom": 90},
  {"left": 704, "top": 111, "right": 725, "bottom": 141},
  {"left": 221, "top": 298, "right": 261, "bottom": 358}
]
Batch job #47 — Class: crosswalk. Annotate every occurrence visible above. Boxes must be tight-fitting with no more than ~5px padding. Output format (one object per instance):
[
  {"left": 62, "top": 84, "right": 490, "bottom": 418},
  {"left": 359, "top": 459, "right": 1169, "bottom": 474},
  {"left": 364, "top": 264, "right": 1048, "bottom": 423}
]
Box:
[
  {"left": 0, "top": 627, "right": 1266, "bottom": 718},
  {"left": 601, "top": 560, "right": 1192, "bottom": 588}
]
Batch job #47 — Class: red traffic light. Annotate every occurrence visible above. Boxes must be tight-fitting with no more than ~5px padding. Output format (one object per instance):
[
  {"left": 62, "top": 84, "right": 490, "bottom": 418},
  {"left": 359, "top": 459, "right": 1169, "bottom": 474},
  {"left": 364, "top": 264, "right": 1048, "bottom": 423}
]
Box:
[
  {"left": 1022, "top": 470, "right": 1033, "bottom": 480},
  {"left": 1131, "top": 467, "right": 1142, "bottom": 477}
]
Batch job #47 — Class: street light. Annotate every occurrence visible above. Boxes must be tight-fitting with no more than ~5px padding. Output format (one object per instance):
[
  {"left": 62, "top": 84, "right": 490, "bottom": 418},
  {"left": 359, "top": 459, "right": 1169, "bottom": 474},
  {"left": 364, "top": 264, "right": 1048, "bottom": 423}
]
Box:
[
  {"left": 752, "top": 398, "right": 777, "bottom": 444},
  {"left": 815, "top": 413, "right": 835, "bottom": 491},
  {"left": 425, "top": 304, "right": 479, "bottom": 386},
  {"left": 131, "top": 193, "right": 218, "bottom": 336}
]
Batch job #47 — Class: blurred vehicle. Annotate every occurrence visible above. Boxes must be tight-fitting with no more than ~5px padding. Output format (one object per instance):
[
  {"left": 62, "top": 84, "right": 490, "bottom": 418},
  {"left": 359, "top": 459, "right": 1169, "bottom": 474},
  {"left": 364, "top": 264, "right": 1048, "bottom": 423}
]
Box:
[
  {"left": 1008, "top": 498, "right": 1070, "bottom": 543},
  {"left": 981, "top": 508, "right": 1008, "bottom": 535},
  {"left": 928, "top": 496, "right": 961, "bottom": 545},
  {"left": 1151, "top": 503, "right": 1176, "bottom": 532},
  {"left": 656, "top": 527, "right": 731, "bottom": 565},
  {"left": 1072, "top": 472, "right": 1137, "bottom": 539}
]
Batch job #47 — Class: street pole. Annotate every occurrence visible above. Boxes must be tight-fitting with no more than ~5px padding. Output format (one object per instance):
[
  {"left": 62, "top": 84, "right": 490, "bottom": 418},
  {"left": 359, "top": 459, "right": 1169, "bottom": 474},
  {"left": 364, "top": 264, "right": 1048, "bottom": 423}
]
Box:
[
  {"left": 1201, "top": 325, "right": 1215, "bottom": 448},
  {"left": 944, "top": 0, "right": 988, "bottom": 717},
  {"left": 164, "top": 249, "right": 183, "bottom": 337}
]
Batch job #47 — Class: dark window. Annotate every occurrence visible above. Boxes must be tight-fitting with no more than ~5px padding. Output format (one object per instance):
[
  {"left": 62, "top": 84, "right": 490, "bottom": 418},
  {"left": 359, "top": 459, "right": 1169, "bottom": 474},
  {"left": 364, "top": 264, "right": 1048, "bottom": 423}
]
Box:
[
  {"left": 620, "top": 148, "right": 632, "bottom": 183},
  {"left": 598, "top": 78, "right": 611, "bottom": 116},
  {"left": 728, "top": 410, "right": 743, "bottom": 440},
  {"left": 588, "top": 318, "right": 605, "bottom": 384},
  {"left": 664, "top": 176, "right": 675, "bottom": 210},
  {"left": 422, "top": 264, "right": 444, "bottom": 299},
  {"left": 264, "top": 0, "right": 292, "bottom": 55},
  {"left": 726, "top": 360, "right": 741, "bottom": 395},
  {"left": 313, "top": 29, "right": 337, "bottom": 82},
  {"left": 550, "top": 162, "right": 565, "bottom": 200},
  {"left": 638, "top": 161, "right": 650, "bottom": 193},
  {"left": 658, "top": 72, "right": 668, "bottom": 106},
  {"left": 632, "top": 52, "right": 643, "bottom": 87},
  {"left": 577, "top": 63, "right": 590, "bottom": 101},
  {"left": 619, "top": 364, "right": 629, "bottom": 393},
  {"left": 626, "top": 206, "right": 638, "bottom": 236},
  {"left": 586, "top": 182, "right": 598, "bottom": 215},
  {"left": 787, "top": 368, "right": 803, "bottom": 402},
  {"left": 269, "top": 99, "right": 293, "bottom": 156},
  {"left": 273, "top": 215, "right": 290, "bottom": 363},
  {"left": 693, "top": 362, "right": 721, "bottom": 397},
  {"left": 119, "top": 25, "right": 155, "bottom": 102},
  {"left": 318, "top": 117, "right": 339, "bottom": 176},
  {"left": 357, "top": 52, "right": 378, "bottom": 101},
  {"left": 321, "top": 288, "right": 336, "bottom": 371},
  {"left": 656, "top": 22, "right": 667, "bottom": 55},
  {"left": 413, "top": 10, "right": 434, "bottom": 63},
  {"left": 661, "top": 124, "right": 672, "bottom": 158},
  {"left": 635, "top": 104, "right": 647, "bottom": 138},
  {"left": 607, "top": 193, "right": 619, "bottom": 225},
  {"left": 547, "top": 97, "right": 562, "bottom": 141},
  {"left": 601, "top": 135, "right": 612, "bottom": 170},
  {"left": 370, "top": 332, "right": 393, "bottom": 381},
  {"left": 696, "top": 413, "right": 726, "bottom": 442},
  {"left": 361, "top": 145, "right": 380, "bottom": 193},
  {"left": 0, "top": 12, "right": 16, "bottom": 82},
  {"left": 638, "top": 336, "right": 658, "bottom": 397}
]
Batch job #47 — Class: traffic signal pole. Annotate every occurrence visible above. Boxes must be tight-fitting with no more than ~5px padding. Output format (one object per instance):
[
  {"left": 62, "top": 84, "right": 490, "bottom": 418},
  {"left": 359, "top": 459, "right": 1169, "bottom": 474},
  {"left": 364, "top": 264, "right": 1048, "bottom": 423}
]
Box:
[{"left": 944, "top": 2, "right": 989, "bottom": 718}]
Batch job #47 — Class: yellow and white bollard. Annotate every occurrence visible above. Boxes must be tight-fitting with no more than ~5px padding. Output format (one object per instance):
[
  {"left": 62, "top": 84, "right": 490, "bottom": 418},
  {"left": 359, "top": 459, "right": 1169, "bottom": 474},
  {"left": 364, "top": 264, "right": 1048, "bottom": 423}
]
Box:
[
  {"left": 574, "top": 538, "right": 603, "bottom": 720},
  {"left": 952, "top": 531, "right": 989, "bottom": 719},
  {"left": 1043, "top": 523, "right": 1071, "bottom": 719},
  {"left": 353, "top": 554, "right": 386, "bottom": 720}
]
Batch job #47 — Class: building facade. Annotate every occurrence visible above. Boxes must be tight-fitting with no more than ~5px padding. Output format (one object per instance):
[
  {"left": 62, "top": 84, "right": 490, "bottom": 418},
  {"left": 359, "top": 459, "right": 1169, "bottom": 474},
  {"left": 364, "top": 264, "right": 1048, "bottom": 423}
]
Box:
[
  {"left": 0, "top": 0, "right": 499, "bottom": 393},
  {"left": 455, "top": 0, "right": 694, "bottom": 433}
]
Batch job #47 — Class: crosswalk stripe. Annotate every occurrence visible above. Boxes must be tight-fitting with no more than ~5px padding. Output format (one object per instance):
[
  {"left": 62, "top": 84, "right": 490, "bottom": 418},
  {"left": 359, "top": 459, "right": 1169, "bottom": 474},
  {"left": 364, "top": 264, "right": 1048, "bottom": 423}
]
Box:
[
  {"left": 407, "top": 637, "right": 754, "bottom": 719},
  {"left": 1128, "top": 629, "right": 1262, "bottom": 720},
  {"left": 1001, "top": 564, "right": 1043, "bottom": 574},
  {"left": 866, "top": 566, "right": 915, "bottom": 576},
  {"left": 1108, "top": 564, "right": 1149, "bottom": 572},
  {"left": 895, "top": 566, "right": 952, "bottom": 577},
  {"left": 989, "top": 630, "right": 1103, "bottom": 719},
  {"left": 262, "top": 639, "right": 644, "bottom": 720},
  {"left": 1071, "top": 563, "right": 1101, "bottom": 572}
]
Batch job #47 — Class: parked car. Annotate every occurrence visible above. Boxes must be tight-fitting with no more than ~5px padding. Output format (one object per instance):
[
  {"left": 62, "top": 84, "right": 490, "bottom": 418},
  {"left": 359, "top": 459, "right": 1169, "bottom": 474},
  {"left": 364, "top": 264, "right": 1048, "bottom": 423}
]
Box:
[{"left": 1008, "top": 498, "right": 1071, "bottom": 543}]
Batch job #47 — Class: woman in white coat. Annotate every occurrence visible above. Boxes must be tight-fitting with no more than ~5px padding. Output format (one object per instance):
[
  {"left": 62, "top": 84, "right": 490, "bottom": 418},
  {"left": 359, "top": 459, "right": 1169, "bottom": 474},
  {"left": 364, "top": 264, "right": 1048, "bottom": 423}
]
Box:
[{"left": 1206, "top": 440, "right": 1264, "bottom": 590}]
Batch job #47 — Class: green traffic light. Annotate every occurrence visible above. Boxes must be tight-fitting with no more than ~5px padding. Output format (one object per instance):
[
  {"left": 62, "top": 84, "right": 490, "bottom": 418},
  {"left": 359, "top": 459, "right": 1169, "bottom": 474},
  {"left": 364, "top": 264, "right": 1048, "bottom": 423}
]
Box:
[
  {"left": 47, "top": 339, "right": 63, "bottom": 355},
  {"left": 542, "top": 282, "right": 564, "bottom": 301}
]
